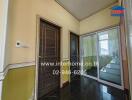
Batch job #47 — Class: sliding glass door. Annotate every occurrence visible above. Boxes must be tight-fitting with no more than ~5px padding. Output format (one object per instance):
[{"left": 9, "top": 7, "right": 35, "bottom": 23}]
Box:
[
  {"left": 98, "top": 28, "right": 122, "bottom": 85},
  {"left": 80, "top": 26, "right": 123, "bottom": 88},
  {"left": 81, "top": 34, "right": 97, "bottom": 78}
]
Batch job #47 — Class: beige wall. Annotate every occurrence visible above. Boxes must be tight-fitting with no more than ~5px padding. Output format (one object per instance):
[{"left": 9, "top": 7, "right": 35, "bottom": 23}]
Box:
[
  {"left": 80, "top": 3, "right": 120, "bottom": 34},
  {"left": 8, "top": 0, "right": 80, "bottom": 64},
  {"left": 8, "top": 1, "right": 120, "bottom": 64},
  {"left": 0, "top": 0, "right": 3, "bottom": 33},
  {"left": 0, "top": 0, "right": 10, "bottom": 71},
  {"left": 0, "top": 0, "right": 3, "bottom": 71}
]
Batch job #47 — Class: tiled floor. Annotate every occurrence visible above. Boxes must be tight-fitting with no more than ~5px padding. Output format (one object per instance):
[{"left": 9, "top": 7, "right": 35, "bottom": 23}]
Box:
[{"left": 40, "top": 76, "right": 127, "bottom": 100}]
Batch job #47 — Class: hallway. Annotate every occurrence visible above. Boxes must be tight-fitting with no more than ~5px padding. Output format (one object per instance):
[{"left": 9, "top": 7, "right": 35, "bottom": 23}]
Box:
[
  {"left": 40, "top": 76, "right": 126, "bottom": 100},
  {"left": 1, "top": 0, "right": 131, "bottom": 100}
]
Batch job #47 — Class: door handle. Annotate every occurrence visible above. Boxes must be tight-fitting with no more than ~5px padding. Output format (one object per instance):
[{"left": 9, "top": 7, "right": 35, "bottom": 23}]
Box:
[{"left": 39, "top": 56, "right": 43, "bottom": 58}]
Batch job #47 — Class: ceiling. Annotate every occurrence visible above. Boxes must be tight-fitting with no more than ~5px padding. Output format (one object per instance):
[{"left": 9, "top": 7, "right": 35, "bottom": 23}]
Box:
[{"left": 56, "top": 0, "right": 118, "bottom": 21}]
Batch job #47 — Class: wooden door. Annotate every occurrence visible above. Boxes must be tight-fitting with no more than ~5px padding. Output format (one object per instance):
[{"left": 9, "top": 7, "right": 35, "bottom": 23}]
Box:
[
  {"left": 70, "top": 32, "right": 80, "bottom": 82},
  {"left": 38, "top": 19, "right": 60, "bottom": 99}
]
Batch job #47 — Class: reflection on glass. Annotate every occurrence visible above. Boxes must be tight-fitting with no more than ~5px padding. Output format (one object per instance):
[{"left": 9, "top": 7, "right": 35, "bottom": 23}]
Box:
[
  {"left": 100, "top": 85, "right": 112, "bottom": 100},
  {"left": 82, "top": 34, "right": 97, "bottom": 77},
  {"left": 99, "top": 28, "right": 121, "bottom": 85}
]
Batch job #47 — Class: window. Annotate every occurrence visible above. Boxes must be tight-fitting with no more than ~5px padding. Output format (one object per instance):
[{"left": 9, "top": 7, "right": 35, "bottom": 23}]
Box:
[{"left": 99, "top": 33, "right": 109, "bottom": 55}]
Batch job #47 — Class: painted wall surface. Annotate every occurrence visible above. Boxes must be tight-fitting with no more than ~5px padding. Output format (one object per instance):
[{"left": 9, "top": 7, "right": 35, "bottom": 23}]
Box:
[
  {"left": 2, "top": 64, "right": 71, "bottom": 100},
  {"left": 8, "top": 0, "right": 80, "bottom": 64},
  {"left": 0, "top": 0, "right": 4, "bottom": 72},
  {"left": 0, "top": 0, "right": 9, "bottom": 71},
  {"left": 4, "top": 0, "right": 12, "bottom": 69},
  {"left": 61, "top": 60, "right": 70, "bottom": 84},
  {"left": 0, "top": 0, "right": 3, "bottom": 34},
  {"left": 0, "top": 81, "right": 3, "bottom": 100},
  {"left": 2, "top": 66, "right": 35, "bottom": 100},
  {"left": 80, "top": 3, "right": 120, "bottom": 34}
]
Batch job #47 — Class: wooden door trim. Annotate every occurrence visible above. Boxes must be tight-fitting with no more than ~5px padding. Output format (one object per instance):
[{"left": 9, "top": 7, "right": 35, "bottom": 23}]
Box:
[{"left": 35, "top": 15, "right": 62, "bottom": 100}]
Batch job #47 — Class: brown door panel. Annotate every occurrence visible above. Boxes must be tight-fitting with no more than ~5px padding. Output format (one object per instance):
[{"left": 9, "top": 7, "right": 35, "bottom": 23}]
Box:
[{"left": 38, "top": 19, "right": 60, "bottom": 99}]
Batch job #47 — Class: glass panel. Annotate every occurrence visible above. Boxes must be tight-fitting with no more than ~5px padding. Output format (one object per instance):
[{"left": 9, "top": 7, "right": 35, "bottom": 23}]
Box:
[
  {"left": 98, "top": 28, "right": 121, "bottom": 85},
  {"left": 99, "top": 33, "right": 108, "bottom": 40},
  {"left": 82, "top": 34, "right": 97, "bottom": 77}
]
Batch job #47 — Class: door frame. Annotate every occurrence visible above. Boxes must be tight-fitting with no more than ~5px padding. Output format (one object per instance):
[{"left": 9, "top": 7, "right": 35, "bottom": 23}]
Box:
[
  {"left": 35, "top": 15, "right": 62, "bottom": 100},
  {"left": 124, "top": 0, "right": 132, "bottom": 99},
  {"left": 80, "top": 26, "right": 124, "bottom": 90},
  {"left": 70, "top": 32, "right": 80, "bottom": 81}
]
